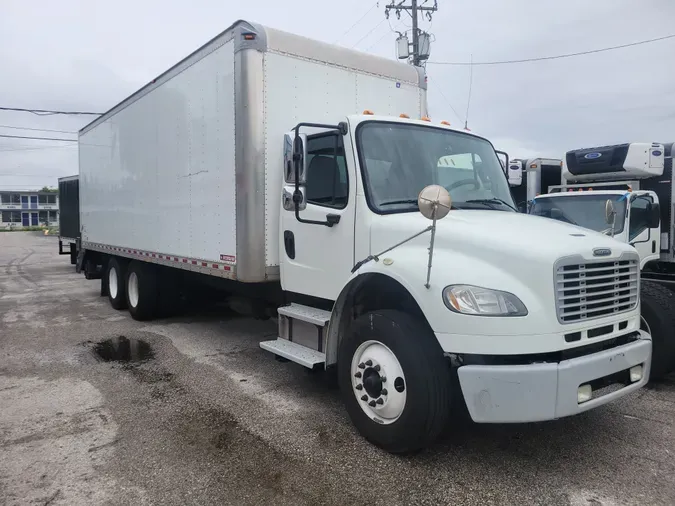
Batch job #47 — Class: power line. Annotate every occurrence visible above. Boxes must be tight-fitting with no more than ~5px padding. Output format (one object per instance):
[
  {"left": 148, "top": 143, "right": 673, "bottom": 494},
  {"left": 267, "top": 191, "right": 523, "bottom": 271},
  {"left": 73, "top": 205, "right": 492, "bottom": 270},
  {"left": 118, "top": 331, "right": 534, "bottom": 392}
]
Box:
[
  {"left": 0, "top": 174, "right": 68, "bottom": 178},
  {"left": 428, "top": 33, "right": 675, "bottom": 66},
  {"left": 0, "top": 145, "right": 77, "bottom": 153},
  {"left": 352, "top": 18, "right": 388, "bottom": 49},
  {"left": 0, "top": 134, "right": 77, "bottom": 142},
  {"left": 0, "top": 106, "right": 101, "bottom": 116},
  {"left": 0, "top": 124, "right": 77, "bottom": 134},
  {"left": 426, "top": 76, "right": 463, "bottom": 124},
  {"left": 334, "top": 1, "right": 380, "bottom": 44}
]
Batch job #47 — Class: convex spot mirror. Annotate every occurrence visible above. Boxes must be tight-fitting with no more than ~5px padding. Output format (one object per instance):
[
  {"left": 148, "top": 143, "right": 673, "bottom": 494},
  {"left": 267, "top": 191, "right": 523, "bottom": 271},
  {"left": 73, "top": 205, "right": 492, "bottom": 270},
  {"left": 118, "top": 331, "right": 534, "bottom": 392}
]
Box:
[
  {"left": 418, "top": 185, "right": 452, "bottom": 220},
  {"left": 605, "top": 199, "right": 616, "bottom": 225},
  {"left": 283, "top": 132, "right": 308, "bottom": 185}
]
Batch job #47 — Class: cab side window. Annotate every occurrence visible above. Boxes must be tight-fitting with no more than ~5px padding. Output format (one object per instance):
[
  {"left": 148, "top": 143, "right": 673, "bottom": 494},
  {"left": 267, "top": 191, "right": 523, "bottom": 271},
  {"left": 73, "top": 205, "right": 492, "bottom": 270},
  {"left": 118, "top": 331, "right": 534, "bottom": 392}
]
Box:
[
  {"left": 629, "top": 195, "right": 653, "bottom": 241},
  {"left": 305, "top": 134, "right": 348, "bottom": 209}
]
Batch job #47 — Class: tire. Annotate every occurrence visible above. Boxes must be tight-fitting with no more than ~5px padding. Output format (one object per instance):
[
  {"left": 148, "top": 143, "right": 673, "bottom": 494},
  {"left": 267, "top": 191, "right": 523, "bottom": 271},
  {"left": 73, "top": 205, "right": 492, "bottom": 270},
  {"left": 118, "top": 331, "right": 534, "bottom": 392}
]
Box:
[
  {"left": 337, "top": 309, "right": 451, "bottom": 454},
  {"left": 107, "top": 257, "right": 127, "bottom": 310},
  {"left": 69, "top": 244, "right": 77, "bottom": 265},
  {"left": 640, "top": 280, "right": 675, "bottom": 380},
  {"left": 125, "top": 261, "right": 158, "bottom": 321},
  {"left": 155, "top": 268, "right": 181, "bottom": 317}
]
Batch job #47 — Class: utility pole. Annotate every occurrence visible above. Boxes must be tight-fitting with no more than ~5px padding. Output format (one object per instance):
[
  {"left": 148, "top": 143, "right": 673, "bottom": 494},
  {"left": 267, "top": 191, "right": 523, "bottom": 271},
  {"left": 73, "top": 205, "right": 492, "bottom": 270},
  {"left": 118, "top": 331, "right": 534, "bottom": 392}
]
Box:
[{"left": 385, "top": 0, "right": 438, "bottom": 66}]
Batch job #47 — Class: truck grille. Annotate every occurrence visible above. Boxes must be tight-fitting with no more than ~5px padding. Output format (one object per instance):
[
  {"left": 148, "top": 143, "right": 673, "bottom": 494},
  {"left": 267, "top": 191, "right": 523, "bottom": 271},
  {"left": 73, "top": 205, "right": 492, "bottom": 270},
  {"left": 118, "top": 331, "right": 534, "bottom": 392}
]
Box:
[{"left": 556, "top": 258, "right": 639, "bottom": 323}]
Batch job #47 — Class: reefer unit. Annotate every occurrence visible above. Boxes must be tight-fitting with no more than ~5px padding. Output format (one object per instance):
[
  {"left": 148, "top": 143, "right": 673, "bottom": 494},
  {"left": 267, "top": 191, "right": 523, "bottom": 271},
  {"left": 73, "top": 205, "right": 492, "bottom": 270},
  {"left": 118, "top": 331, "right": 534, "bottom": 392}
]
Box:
[{"left": 78, "top": 20, "right": 427, "bottom": 282}]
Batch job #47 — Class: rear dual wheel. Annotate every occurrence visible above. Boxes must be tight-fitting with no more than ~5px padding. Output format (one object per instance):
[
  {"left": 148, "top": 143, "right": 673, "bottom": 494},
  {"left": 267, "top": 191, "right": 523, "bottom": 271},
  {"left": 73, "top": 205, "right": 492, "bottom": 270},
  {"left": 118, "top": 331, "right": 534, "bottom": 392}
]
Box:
[
  {"left": 125, "top": 261, "right": 158, "bottom": 321},
  {"left": 107, "top": 257, "right": 127, "bottom": 310}
]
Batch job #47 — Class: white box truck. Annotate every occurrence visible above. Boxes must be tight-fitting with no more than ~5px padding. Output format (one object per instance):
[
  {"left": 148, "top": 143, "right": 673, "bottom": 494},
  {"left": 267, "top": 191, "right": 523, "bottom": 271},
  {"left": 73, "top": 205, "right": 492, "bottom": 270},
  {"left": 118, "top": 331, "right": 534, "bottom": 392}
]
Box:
[{"left": 77, "top": 20, "right": 652, "bottom": 453}]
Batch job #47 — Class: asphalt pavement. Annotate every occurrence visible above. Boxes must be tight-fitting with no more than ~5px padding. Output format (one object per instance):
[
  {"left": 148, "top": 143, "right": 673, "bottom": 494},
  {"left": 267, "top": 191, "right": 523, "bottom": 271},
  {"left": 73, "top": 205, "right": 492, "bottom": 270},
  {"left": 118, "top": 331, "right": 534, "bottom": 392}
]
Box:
[{"left": 1, "top": 231, "right": 674, "bottom": 505}]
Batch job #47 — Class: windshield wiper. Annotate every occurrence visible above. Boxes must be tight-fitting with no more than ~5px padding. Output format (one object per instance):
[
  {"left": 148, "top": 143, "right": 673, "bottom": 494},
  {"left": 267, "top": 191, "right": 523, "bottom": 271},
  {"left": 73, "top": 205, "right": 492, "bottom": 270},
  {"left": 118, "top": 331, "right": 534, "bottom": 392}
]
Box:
[
  {"left": 464, "top": 198, "right": 517, "bottom": 212},
  {"left": 379, "top": 199, "right": 419, "bottom": 206}
]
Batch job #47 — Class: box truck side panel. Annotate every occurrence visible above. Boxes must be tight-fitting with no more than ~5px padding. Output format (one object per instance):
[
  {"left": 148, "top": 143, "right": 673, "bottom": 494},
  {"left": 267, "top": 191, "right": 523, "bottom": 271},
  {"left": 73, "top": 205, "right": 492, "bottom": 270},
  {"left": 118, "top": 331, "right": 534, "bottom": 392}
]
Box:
[
  {"left": 80, "top": 39, "right": 237, "bottom": 266},
  {"left": 262, "top": 52, "right": 424, "bottom": 267}
]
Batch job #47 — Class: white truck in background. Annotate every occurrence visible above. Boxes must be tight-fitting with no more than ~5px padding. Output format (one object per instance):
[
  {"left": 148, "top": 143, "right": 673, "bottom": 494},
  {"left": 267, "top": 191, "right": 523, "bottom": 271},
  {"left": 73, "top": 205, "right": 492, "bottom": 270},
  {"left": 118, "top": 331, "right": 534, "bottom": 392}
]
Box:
[
  {"left": 529, "top": 142, "right": 675, "bottom": 378},
  {"left": 507, "top": 158, "right": 563, "bottom": 211},
  {"left": 76, "top": 20, "right": 652, "bottom": 453}
]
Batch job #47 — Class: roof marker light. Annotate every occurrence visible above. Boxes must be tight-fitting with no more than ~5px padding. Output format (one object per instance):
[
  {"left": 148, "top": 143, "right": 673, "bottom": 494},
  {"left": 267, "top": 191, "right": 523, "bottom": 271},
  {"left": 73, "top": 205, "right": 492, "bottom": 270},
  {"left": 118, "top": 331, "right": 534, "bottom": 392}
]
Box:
[
  {"left": 363, "top": 109, "right": 374, "bottom": 115},
  {"left": 399, "top": 113, "right": 410, "bottom": 118},
  {"left": 421, "top": 116, "right": 431, "bottom": 122},
  {"left": 440, "top": 120, "right": 451, "bottom": 126}
]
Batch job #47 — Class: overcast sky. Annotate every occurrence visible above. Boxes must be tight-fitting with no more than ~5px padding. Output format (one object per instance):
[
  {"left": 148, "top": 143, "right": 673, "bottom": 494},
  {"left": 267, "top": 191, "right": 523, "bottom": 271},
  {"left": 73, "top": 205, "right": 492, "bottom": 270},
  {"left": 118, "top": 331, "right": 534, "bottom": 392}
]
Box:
[{"left": 1, "top": 0, "right": 674, "bottom": 189}]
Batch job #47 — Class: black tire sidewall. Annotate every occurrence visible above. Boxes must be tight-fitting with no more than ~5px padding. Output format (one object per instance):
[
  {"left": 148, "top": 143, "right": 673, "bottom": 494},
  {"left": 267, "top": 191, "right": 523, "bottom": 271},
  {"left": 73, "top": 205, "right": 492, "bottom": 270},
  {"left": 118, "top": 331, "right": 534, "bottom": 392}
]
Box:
[
  {"left": 337, "top": 310, "right": 450, "bottom": 453},
  {"left": 641, "top": 281, "right": 675, "bottom": 379}
]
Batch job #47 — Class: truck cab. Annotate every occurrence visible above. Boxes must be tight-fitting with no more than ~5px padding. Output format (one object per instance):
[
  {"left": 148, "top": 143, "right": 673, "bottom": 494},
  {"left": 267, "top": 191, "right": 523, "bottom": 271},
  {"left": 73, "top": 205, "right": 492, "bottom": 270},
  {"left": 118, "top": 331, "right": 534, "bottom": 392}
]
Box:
[
  {"left": 266, "top": 113, "right": 652, "bottom": 451},
  {"left": 530, "top": 188, "right": 661, "bottom": 269},
  {"left": 528, "top": 142, "right": 675, "bottom": 379}
]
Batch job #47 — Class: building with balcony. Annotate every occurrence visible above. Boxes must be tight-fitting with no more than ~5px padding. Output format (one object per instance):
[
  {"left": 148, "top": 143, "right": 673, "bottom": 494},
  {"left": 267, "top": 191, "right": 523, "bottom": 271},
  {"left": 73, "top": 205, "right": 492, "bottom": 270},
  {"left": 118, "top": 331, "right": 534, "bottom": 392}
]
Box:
[{"left": 1, "top": 190, "right": 59, "bottom": 229}]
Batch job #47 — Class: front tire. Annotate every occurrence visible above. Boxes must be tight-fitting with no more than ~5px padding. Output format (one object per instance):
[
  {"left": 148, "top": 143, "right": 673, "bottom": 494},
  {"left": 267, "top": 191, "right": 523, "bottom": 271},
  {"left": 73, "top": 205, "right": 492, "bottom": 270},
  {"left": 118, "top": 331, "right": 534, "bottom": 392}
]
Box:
[
  {"left": 337, "top": 310, "right": 451, "bottom": 454},
  {"left": 126, "top": 261, "right": 158, "bottom": 321},
  {"left": 107, "top": 257, "right": 127, "bottom": 310},
  {"left": 641, "top": 280, "right": 675, "bottom": 380}
]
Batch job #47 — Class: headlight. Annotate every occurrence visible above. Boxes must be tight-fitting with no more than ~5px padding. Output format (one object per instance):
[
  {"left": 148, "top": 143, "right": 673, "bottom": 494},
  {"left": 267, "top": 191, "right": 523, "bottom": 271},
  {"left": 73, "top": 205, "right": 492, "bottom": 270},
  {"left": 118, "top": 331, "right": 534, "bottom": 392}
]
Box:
[{"left": 442, "top": 285, "right": 528, "bottom": 316}]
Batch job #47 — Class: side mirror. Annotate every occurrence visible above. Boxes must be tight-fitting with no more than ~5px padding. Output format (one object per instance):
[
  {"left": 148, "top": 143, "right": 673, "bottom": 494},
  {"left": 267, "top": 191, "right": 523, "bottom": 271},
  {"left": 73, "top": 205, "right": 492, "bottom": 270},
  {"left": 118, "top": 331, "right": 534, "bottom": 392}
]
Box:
[
  {"left": 282, "top": 186, "right": 306, "bottom": 211},
  {"left": 647, "top": 201, "right": 660, "bottom": 228},
  {"left": 283, "top": 132, "right": 308, "bottom": 184}
]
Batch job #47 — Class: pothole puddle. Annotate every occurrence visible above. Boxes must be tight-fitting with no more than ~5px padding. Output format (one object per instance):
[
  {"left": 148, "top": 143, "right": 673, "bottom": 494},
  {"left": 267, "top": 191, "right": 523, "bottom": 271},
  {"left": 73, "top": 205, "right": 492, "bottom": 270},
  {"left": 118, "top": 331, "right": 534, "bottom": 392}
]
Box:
[{"left": 93, "top": 336, "right": 154, "bottom": 363}]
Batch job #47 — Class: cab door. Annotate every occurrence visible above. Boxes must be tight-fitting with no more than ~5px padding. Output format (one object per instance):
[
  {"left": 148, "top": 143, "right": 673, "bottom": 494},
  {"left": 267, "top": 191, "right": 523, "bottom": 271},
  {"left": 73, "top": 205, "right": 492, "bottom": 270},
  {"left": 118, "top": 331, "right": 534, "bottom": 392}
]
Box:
[
  {"left": 628, "top": 192, "right": 660, "bottom": 268},
  {"left": 280, "top": 130, "right": 356, "bottom": 300}
]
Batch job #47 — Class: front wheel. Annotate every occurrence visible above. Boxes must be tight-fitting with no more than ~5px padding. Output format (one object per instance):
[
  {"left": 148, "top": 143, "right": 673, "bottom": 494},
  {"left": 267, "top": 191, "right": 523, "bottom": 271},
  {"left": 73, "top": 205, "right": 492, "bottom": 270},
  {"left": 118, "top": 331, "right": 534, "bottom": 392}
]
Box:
[{"left": 338, "top": 310, "right": 451, "bottom": 454}]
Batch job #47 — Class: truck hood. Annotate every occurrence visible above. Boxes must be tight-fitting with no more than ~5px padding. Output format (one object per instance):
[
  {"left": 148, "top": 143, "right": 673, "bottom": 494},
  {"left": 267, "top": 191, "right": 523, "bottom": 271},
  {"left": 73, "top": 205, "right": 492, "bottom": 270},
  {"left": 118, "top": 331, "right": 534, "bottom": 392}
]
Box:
[{"left": 369, "top": 209, "right": 633, "bottom": 265}]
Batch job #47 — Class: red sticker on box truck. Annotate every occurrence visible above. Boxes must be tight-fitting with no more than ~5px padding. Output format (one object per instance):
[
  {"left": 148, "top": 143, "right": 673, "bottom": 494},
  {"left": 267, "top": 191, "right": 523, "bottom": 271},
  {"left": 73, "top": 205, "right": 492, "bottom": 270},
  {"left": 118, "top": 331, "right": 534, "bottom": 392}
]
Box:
[{"left": 220, "top": 255, "right": 236, "bottom": 263}]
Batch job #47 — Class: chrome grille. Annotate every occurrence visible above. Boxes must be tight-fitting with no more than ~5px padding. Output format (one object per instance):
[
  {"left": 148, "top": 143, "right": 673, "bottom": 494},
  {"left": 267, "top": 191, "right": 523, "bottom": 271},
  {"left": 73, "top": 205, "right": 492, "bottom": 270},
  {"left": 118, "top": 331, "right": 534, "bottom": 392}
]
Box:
[{"left": 556, "top": 258, "right": 639, "bottom": 323}]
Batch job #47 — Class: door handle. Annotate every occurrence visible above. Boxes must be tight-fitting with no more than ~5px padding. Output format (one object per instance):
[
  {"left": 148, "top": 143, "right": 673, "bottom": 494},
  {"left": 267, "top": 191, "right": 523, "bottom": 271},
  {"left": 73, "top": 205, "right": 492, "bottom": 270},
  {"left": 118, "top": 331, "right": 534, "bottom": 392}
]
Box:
[
  {"left": 326, "top": 214, "right": 341, "bottom": 227},
  {"left": 284, "top": 230, "right": 295, "bottom": 259}
]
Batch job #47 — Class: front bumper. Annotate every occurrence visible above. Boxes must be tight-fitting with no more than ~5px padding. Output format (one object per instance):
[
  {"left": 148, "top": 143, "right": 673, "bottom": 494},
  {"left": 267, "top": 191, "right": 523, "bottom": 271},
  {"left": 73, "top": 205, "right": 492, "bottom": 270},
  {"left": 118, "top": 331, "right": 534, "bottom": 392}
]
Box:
[{"left": 457, "top": 331, "right": 652, "bottom": 423}]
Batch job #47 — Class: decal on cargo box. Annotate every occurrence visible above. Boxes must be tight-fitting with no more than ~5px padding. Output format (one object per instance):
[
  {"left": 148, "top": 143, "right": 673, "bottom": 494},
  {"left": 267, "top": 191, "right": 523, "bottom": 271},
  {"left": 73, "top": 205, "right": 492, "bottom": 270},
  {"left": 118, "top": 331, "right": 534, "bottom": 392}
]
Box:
[{"left": 220, "top": 254, "right": 236, "bottom": 263}]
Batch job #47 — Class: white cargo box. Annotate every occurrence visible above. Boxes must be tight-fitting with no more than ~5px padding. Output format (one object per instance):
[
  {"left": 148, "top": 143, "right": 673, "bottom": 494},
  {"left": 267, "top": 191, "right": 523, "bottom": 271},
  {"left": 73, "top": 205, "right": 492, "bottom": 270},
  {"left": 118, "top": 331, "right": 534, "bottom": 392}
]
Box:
[
  {"left": 563, "top": 142, "right": 665, "bottom": 182},
  {"left": 79, "top": 20, "right": 427, "bottom": 282}
]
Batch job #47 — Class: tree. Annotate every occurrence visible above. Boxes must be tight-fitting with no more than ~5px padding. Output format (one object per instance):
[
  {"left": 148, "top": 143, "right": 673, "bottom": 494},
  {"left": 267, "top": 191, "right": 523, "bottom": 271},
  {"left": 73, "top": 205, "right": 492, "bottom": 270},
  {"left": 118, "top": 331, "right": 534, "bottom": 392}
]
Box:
[{"left": 40, "top": 186, "right": 58, "bottom": 193}]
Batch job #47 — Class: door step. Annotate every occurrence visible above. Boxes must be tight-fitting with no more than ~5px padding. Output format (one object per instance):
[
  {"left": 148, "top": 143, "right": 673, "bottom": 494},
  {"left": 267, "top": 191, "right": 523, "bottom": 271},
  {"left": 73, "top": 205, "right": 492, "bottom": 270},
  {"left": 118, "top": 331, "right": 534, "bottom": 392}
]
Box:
[
  {"left": 277, "top": 303, "right": 331, "bottom": 326},
  {"left": 259, "top": 339, "right": 326, "bottom": 369}
]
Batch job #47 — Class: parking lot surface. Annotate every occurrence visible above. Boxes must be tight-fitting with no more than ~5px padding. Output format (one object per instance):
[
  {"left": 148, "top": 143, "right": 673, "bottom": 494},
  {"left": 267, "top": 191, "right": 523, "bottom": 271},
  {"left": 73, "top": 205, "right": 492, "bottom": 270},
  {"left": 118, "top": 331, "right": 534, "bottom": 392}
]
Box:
[{"left": 1, "top": 231, "right": 674, "bottom": 505}]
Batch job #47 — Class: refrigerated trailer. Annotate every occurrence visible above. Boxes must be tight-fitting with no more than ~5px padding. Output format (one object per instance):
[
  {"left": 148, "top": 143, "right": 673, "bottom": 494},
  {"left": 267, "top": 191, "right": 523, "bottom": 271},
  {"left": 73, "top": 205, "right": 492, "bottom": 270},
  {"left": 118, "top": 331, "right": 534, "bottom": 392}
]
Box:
[
  {"left": 76, "top": 20, "right": 652, "bottom": 453},
  {"left": 58, "top": 175, "right": 80, "bottom": 265},
  {"left": 529, "top": 142, "right": 675, "bottom": 378}
]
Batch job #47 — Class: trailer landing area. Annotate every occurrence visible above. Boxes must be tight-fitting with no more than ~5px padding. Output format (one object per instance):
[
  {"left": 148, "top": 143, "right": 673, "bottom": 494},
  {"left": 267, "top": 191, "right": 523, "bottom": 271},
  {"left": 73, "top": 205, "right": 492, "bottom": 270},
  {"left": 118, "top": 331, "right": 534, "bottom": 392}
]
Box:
[{"left": 1, "top": 231, "right": 674, "bottom": 505}]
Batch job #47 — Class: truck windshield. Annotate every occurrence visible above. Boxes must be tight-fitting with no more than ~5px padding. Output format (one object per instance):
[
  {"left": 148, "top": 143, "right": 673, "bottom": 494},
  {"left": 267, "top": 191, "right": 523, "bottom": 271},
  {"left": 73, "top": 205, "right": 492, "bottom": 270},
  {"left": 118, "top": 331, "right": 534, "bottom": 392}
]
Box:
[
  {"left": 356, "top": 122, "right": 516, "bottom": 213},
  {"left": 530, "top": 194, "right": 627, "bottom": 234}
]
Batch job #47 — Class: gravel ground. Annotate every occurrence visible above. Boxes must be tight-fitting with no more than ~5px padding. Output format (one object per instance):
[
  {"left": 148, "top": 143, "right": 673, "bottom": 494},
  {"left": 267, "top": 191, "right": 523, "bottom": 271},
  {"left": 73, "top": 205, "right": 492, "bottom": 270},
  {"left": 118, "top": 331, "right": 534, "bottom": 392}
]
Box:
[{"left": 1, "top": 231, "right": 674, "bottom": 505}]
